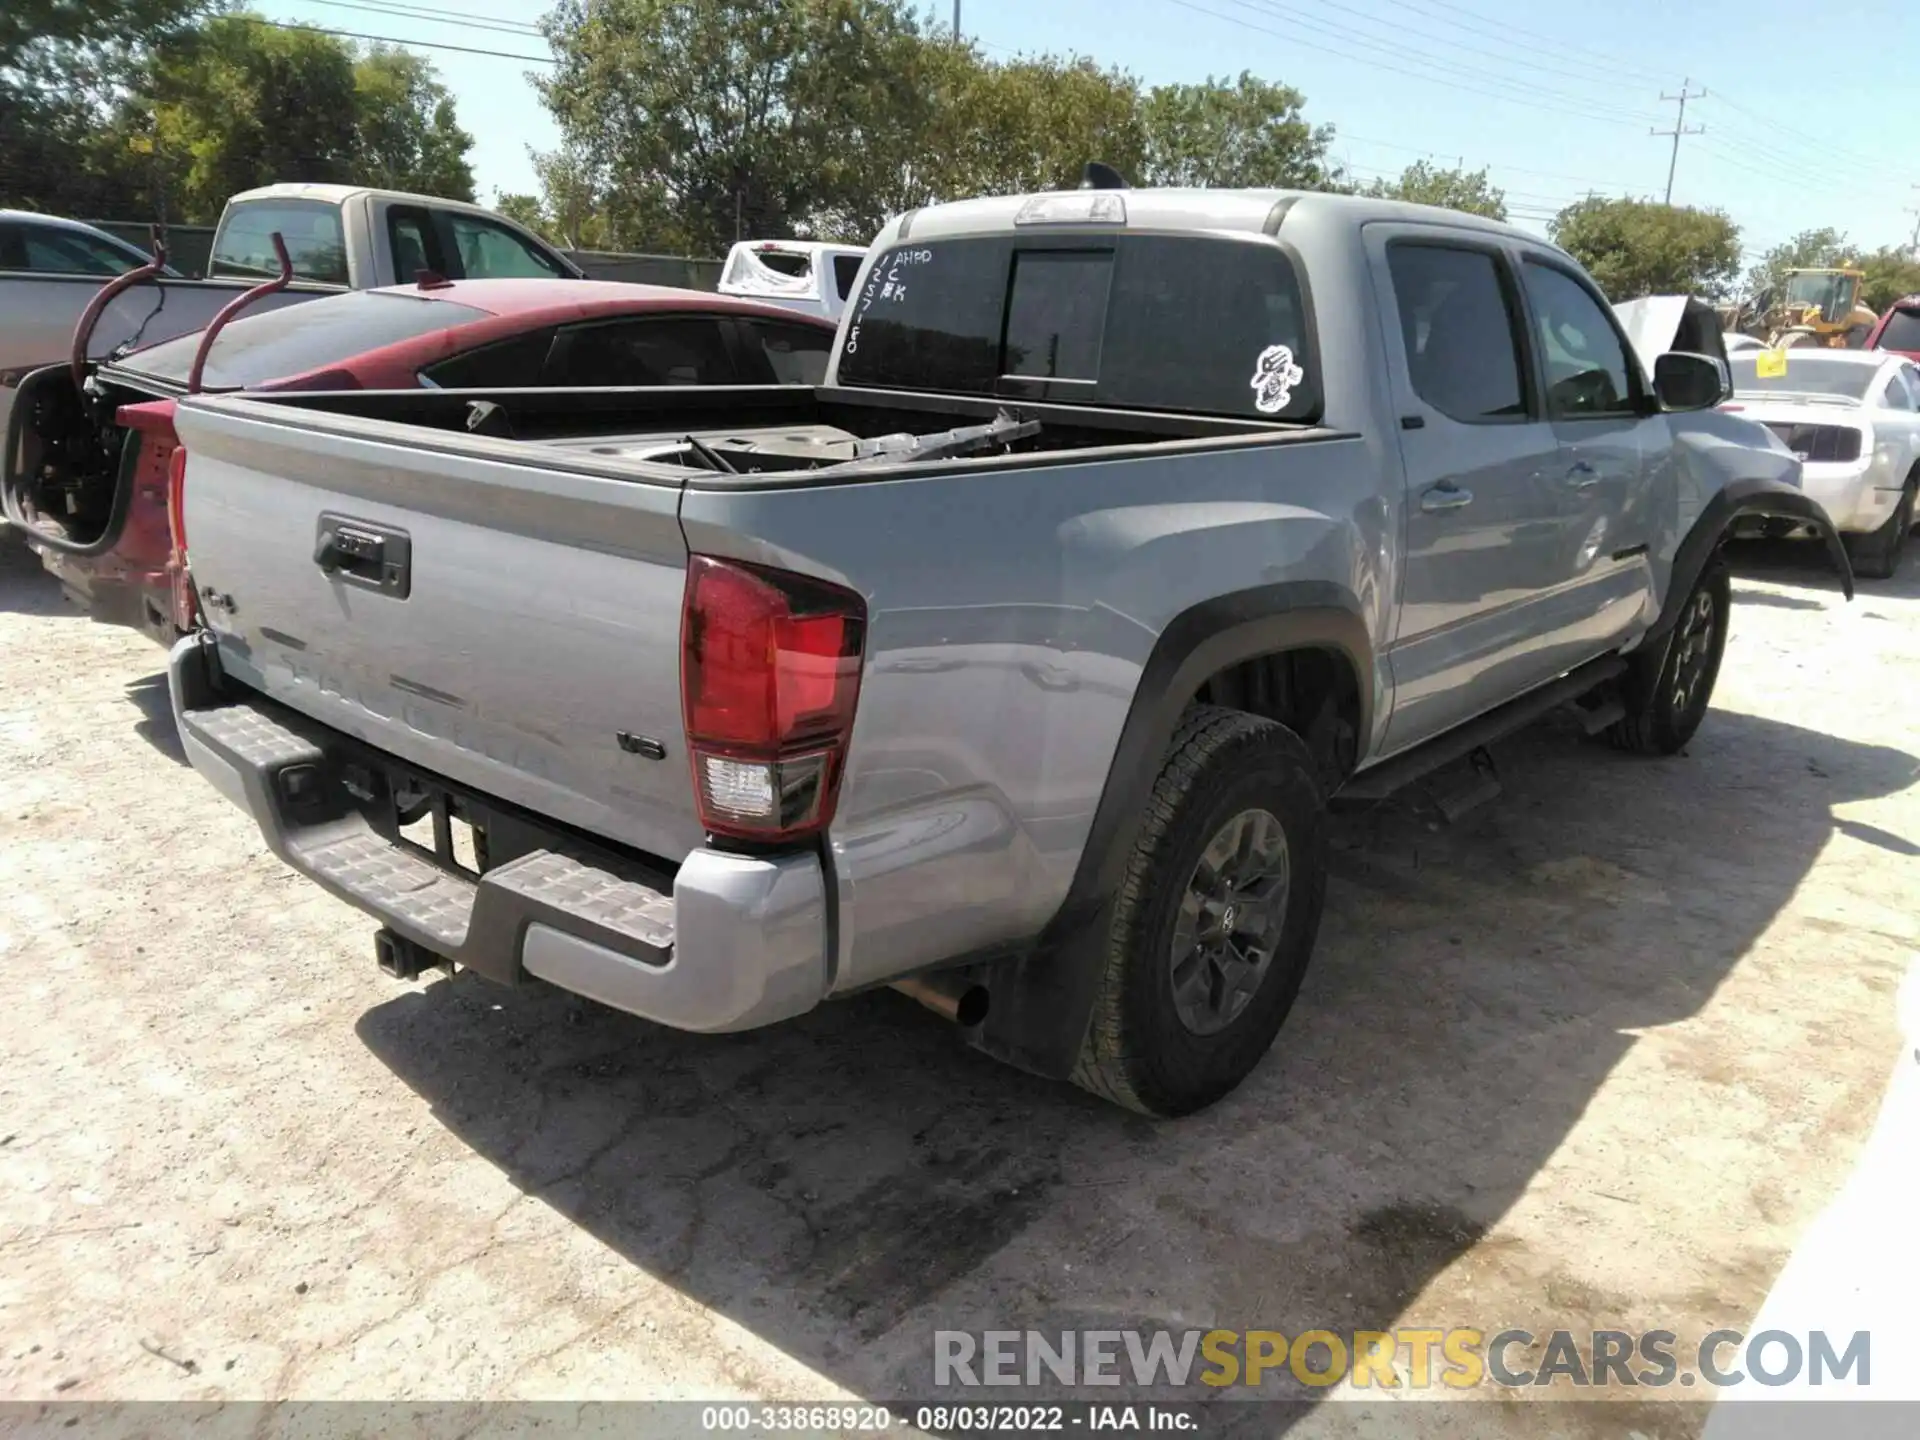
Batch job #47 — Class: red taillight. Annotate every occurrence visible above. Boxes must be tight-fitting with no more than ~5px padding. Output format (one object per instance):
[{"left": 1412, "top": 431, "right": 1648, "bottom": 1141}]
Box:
[
  {"left": 166, "top": 444, "right": 188, "bottom": 557},
  {"left": 1719, "top": 403, "right": 1745, "bottom": 411},
  {"left": 681, "top": 555, "right": 865, "bottom": 842}
]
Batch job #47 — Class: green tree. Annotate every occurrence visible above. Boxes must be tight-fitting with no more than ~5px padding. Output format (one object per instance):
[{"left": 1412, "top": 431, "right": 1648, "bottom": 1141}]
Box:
[
  {"left": 0, "top": 0, "right": 214, "bottom": 213},
  {"left": 134, "top": 15, "right": 360, "bottom": 220},
  {"left": 1363, "top": 160, "right": 1506, "bottom": 221},
  {"left": 537, "top": 0, "right": 933, "bottom": 254},
  {"left": 1548, "top": 197, "right": 1742, "bottom": 301},
  {"left": 1854, "top": 245, "right": 1920, "bottom": 316},
  {"left": 103, "top": 13, "right": 477, "bottom": 223},
  {"left": 493, "top": 191, "right": 551, "bottom": 239},
  {"left": 1139, "top": 72, "right": 1335, "bottom": 190},
  {"left": 351, "top": 48, "right": 475, "bottom": 201}
]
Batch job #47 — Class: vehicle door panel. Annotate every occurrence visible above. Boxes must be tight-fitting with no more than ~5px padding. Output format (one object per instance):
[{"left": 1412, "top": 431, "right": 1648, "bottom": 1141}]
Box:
[
  {"left": 1515, "top": 257, "right": 1660, "bottom": 649},
  {"left": 1369, "top": 227, "right": 1569, "bottom": 754}
]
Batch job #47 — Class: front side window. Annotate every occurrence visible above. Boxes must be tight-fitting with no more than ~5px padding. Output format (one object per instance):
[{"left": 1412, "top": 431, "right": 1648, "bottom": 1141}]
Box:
[
  {"left": 441, "top": 212, "right": 566, "bottom": 279},
  {"left": 1386, "top": 242, "right": 1529, "bottom": 423},
  {"left": 836, "top": 234, "right": 1319, "bottom": 421},
  {"left": 1521, "top": 261, "right": 1638, "bottom": 419},
  {"left": 545, "top": 317, "right": 739, "bottom": 387},
  {"left": 212, "top": 200, "right": 349, "bottom": 285}
]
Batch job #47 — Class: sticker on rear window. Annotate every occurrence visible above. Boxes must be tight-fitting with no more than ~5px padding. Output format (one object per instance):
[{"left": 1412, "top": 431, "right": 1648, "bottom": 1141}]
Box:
[
  {"left": 1250, "top": 344, "right": 1305, "bottom": 413},
  {"left": 1755, "top": 347, "right": 1788, "bottom": 379}
]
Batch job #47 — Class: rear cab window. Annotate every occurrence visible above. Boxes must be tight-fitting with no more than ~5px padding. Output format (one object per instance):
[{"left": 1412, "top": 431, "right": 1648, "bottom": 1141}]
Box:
[
  {"left": 835, "top": 233, "right": 1320, "bottom": 421},
  {"left": 212, "top": 200, "right": 350, "bottom": 285},
  {"left": 115, "top": 290, "right": 490, "bottom": 390}
]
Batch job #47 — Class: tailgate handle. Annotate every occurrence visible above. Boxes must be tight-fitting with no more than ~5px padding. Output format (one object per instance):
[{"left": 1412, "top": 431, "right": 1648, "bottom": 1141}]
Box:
[{"left": 314, "top": 515, "right": 411, "bottom": 599}]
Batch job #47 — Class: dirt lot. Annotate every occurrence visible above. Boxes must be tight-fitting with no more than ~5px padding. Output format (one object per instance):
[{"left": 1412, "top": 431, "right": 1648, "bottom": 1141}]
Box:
[{"left": 1, "top": 528, "right": 1915, "bottom": 1431}]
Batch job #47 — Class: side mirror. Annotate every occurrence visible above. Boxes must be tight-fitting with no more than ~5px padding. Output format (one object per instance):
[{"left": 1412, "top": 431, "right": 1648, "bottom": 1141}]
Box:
[{"left": 1653, "top": 351, "right": 1731, "bottom": 412}]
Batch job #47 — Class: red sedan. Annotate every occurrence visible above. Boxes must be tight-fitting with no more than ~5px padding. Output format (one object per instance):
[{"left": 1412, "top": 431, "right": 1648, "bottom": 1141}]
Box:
[{"left": 11, "top": 279, "right": 836, "bottom": 645}]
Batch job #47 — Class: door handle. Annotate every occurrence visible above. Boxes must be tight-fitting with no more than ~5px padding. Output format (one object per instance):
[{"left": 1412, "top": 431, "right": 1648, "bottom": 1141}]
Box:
[
  {"left": 1564, "top": 461, "right": 1600, "bottom": 489},
  {"left": 313, "top": 514, "right": 411, "bottom": 599},
  {"left": 1420, "top": 481, "right": 1474, "bottom": 513}
]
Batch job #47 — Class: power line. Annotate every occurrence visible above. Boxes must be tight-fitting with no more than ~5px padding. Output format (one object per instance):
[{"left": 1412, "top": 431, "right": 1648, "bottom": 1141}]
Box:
[
  {"left": 1168, "top": 0, "right": 1657, "bottom": 129},
  {"left": 1375, "top": 0, "right": 1672, "bottom": 86},
  {"left": 1223, "top": 0, "right": 1658, "bottom": 123},
  {"left": 1651, "top": 78, "right": 1705, "bottom": 204},
  {"left": 280, "top": 0, "right": 546, "bottom": 39},
  {"left": 1336, "top": 130, "right": 1643, "bottom": 191},
  {"left": 245, "top": 15, "right": 556, "bottom": 62}
]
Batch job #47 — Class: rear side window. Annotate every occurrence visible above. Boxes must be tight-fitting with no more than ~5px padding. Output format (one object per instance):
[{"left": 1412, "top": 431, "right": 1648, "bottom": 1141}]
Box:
[
  {"left": 421, "top": 328, "right": 557, "bottom": 388},
  {"left": 545, "top": 317, "right": 740, "bottom": 386},
  {"left": 832, "top": 253, "right": 862, "bottom": 300},
  {"left": 1881, "top": 308, "right": 1920, "bottom": 351},
  {"left": 1386, "top": 243, "right": 1528, "bottom": 423},
  {"left": 837, "top": 234, "right": 1320, "bottom": 421},
  {"left": 212, "top": 200, "right": 349, "bottom": 285},
  {"left": 115, "top": 289, "right": 489, "bottom": 389},
  {"left": 743, "top": 320, "right": 833, "bottom": 384}
]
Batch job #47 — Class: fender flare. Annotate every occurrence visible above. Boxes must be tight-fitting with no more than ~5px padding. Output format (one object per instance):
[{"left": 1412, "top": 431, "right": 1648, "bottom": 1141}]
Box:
[
  {"left": 1648, "top": 476, "right": 1852, "bottom": 645},
  {"left": 967, "top": 580, "right": 1375, "bottom": 1080}
]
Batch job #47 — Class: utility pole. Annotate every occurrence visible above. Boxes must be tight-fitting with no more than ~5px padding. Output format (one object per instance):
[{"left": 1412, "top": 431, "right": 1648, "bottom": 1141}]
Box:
[
  {"left": 1909, "top": 184, "right": 1920, "bottom": 254},
  {"left": 1651, "top": 78, "right": 1706, "bottom": 205},
  {"left": 952, "top": 0, "right": 960, "bottom": 38}
]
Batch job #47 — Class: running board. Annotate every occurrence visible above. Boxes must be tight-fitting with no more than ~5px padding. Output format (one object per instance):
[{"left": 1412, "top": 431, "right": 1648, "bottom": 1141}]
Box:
[{"left": 1336, "top": 656, "right": 1628, "bottom": 804}]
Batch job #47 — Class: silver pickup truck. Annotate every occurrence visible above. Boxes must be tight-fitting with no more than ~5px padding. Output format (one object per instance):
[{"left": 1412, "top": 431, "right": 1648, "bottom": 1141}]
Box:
[{"left": 161, "top": 186, "right": 1846, "bottom": 1116}]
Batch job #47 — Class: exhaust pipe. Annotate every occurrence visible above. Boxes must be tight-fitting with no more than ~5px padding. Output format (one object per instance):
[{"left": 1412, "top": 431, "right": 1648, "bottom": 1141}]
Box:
[{"left": 891, "top": 972, "right": 990, "bottom": 1027}]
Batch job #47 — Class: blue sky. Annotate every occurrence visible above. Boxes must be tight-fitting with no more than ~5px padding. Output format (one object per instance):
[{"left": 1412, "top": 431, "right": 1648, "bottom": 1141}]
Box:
[{"left": 258, "top": 0, "right": 1918, "bottom": 261}]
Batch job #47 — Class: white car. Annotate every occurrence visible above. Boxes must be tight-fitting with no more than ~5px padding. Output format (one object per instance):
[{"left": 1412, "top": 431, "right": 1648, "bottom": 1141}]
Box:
[
  {"left": 1725, "top": 349, "right": 1920, "bottom": 578},
  {"left": 1724, "top": 332, "right": 1766, "bottom": 353}
]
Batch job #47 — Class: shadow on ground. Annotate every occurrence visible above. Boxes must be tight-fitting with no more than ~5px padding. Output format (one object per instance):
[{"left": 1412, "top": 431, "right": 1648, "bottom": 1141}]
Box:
[
  {"left": 0, "top": 526, "right": 72, "bottom": 618},
  {"left": 354, "top": 703, "right": 1917, "bottom": 1425},
  {"left": 1727, "top": 534, "right": 1920, "bottom": 604},
  {"left": 124, "top": 671, "right": 185, "bottom": 764}
]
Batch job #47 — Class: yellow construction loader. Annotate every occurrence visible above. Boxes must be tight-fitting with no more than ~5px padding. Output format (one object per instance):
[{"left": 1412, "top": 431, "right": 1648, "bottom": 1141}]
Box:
[{"left": 1762, "top": 268, "right": 1879, "bottom": 348}]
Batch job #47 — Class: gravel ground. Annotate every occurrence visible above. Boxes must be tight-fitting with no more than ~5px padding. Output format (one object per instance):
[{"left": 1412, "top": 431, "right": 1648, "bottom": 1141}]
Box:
[{"left": 1, "top": 528, "right": 1915, "bottom": 1434}]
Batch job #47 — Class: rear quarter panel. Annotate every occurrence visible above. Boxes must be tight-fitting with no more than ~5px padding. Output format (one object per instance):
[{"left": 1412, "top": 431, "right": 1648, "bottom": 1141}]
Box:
[{"left": 680, "top": 431, "right": 1398, "bottom": 995}]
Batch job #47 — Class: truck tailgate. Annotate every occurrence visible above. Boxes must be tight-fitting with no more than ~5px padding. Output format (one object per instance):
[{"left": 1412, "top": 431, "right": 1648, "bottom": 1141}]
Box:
[{"left": 171, "top": 399, "right": 703, "bottom": 864}]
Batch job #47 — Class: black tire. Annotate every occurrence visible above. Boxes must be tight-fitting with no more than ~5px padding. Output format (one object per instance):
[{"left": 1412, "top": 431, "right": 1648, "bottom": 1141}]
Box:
[
  {"left": 1607, "top": 559, "right": 1730, "bottom": 756},
  {"left": 1071, "top": 705, "right": 1328, "bottom": 1117},
  {"left": 1844, "top": 481, "right": 1914, "bottom": 581}
]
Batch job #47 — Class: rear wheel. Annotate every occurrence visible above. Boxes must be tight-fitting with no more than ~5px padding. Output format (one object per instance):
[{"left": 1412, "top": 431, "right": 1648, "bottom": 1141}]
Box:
[
  {"left": 1607, "top": 559, "right": 1730, "bottom": 756},
  {"left": 1845, "top": 481, "right": 1914, "bottom": 581},
  {"left": 1072, "top": 706, "right": 1328, "bottom": 1117}
]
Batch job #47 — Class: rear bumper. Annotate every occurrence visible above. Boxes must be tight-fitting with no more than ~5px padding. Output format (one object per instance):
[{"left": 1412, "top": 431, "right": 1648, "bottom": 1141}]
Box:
[
  {"left": 167, "top": 633, "right": 830, "bottom": 1033},
  {"left": 1800, "top": 461, "right": 1896, "bottom": 533}
]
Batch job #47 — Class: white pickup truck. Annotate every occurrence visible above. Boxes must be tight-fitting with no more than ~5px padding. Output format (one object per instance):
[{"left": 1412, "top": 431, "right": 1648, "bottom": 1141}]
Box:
[
  {"left": 1, "top": 183, "right": 579, "bottom": 443},
  {"left": 717, "top": 239, "right": 869, "bottom": 321}
]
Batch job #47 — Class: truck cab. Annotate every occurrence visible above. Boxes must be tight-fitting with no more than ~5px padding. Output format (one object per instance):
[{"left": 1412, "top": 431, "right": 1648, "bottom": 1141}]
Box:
[{"left": 208, "top": 183, "right": 581, "bottom": 288}]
